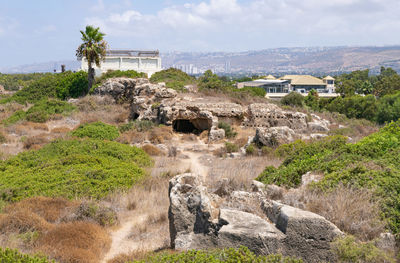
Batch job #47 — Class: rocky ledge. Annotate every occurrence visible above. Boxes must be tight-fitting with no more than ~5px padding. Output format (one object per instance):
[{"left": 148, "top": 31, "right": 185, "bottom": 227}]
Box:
[{"left": 168, "top": 173, "right": 343, "bottom": 262}]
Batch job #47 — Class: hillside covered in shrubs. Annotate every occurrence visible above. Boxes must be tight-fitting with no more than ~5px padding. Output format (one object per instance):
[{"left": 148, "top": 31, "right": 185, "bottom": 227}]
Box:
[{"left": 258, "top": 120, "right": 400, "bottom": 234}]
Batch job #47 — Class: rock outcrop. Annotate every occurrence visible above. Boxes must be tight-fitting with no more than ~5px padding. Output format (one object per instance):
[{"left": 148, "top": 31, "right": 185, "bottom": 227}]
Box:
[
  {"left": 95, "top": 78, "right": 331, "bottom": 142},
  {"left": 168, "top": 173, "right": 342, "bottom": 262}
]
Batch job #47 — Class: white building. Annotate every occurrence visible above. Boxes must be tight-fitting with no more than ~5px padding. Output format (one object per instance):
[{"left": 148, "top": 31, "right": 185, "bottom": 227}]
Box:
[{"left": 80, "top": 50, "right": 162, "bottom": 77}]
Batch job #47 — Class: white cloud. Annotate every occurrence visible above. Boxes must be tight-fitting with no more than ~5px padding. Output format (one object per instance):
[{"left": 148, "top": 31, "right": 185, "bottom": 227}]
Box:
[{"left": 83, "top": 0, "right": 400, "bottom": 51}]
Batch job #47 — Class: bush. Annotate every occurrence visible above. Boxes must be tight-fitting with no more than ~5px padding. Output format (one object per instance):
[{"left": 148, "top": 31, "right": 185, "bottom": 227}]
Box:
[
  {"left": 0, "top": 139, "right": 152, "bottom": 202},
  {"left": 71, "top": 122, "right": 120, "bottom": 140},
  {"left": 4, "top": 71, "right": 88, "bottom": 104},
  {"left": 150, "top": 68, "right": 195, "bottom": 92},
  {"left": 246, "top": 143, "right": 257, "bottom": 155},
  {"left": 141, "top": 144, "right": 163, "bottom": 156},
  {"left": 0, "top": 248, "right": 52, "bottom": 263},
  {"left": 129, "top": 246, "right": 302, "bottom": 263},
  {"left": 376, "top": 91, "right": 400, "bottom": 124},
  {"left": 4, "top": 99, "right": 76, "bottom": 125},
  {"left": 95, "top": 70, "right": 147, "bottom": 85},
  {"left": 218, "top": 121, "right": 237, "bottom": 138},
  {"left": 238, "top": 86, "right": 266, "bottom": 97},
  {"left": 281, "top": 92, "right": 304, "bottom": 107},
  {"left": 225, "top": 142, "right": 239, "bottom": 153},
  {"left": 332, "top": 236, "right": 395, "bottom": 263},
  {"left": 257, "top": 121, "right": 400, "bottom": 234}
]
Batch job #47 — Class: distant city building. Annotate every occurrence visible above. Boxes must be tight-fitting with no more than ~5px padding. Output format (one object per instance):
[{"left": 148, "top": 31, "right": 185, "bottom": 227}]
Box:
[
  {"left": 79, "top": 50, "right": 162, "bottom": 77},
  {"left": 238, "top": 74, "right": 337, "bottom": 97}
]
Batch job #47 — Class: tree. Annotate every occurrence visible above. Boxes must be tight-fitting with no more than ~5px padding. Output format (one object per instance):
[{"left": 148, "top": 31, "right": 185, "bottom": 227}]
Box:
[{"left": 76, "top": 25, "right": 108, "bottom": 93}]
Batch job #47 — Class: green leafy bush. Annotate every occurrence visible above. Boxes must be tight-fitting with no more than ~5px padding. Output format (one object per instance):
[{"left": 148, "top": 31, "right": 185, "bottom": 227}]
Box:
[
  {"left": 281, "top": 92, "right": 304, "bottom": 107},
  {"left": 257, "top": 121, "right": 400, "bottom": 234},
  {"left": 238, "top": 86, "right": 266, "bottom": 97},
  {"left": 4, "top": 71, "right": 88, "bottom": 104},
  {"left": 150, "top": 68, "right": 195, "bottom": 92},
  {"left": 246, "top": 143, "right": 257, "bottom": 155},
  {"left": 332, "top": 236, "right": 395, "bottom": 263},
  {"left": 0, "top": 247, "right": 52, "bottom": 263},
  {"left": 95, "top": 70, "right": 147, "bottom": 85},
  {"left": 0, "top": 139, "right": 152, "bottom": 202},
  {"left": 130, "top": 247, "right": 302, "bottom": 263},
  {"left": 71, "top": 121, "right": 120, "bottom": 140},
  {"left": 0, "top": 73, "right": 49, "bottom": 91},
  {"left": 4, "top": 99, "right": 76, "bottom": 124},
  {"left": 225, "top": 142, "right": 239, "bottom": 153},
  {"left": 218, "top": 121, "right": 237, "bottom": 138}
]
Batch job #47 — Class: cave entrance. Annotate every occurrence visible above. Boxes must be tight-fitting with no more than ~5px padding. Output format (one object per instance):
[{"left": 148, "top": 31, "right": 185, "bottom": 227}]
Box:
[{"left": 173, "top": 119, "right": 211, "bottom": 134}]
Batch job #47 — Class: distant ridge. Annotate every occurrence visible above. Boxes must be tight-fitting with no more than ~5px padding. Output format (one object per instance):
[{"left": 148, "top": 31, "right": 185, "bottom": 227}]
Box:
[{"left": 2, "top": 46, "right": 400, "bottom": 75}]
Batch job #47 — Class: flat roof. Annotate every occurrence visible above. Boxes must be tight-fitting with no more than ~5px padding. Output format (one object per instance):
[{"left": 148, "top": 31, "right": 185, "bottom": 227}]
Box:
[{"left": 106, "top": 50, "right": 160, "bottom": 57}]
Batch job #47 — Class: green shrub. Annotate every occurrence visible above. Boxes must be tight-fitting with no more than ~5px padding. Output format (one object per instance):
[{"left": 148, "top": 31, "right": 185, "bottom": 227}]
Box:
[
  {"left": 225, "top": 142, "right": 239, "bottom": 153},
  {"left": 257, "top": 121, "right": 400, "bottom": 234},
  {"left": 218, "top": 121, "right": 237, "bottom": 138},
  {"left": 130, "top": 246, "right": 302, "bottom": 263},
  {"left": 0, "top": 73, "right": 49, "bottom": 91},
  {"left": 150, "top": 68, "right": 195, "bottom": 92},
  {"left": 0, "top": 247, "right": 52, "bottom": 263},
  {"left": 238, "top": 86, "right": 266, "bottom": 97},
  {"left": 0, "top": 139, "right": 152, "bottom": 202},
  {"left": 246, "top": 143, "right": 257, "bottom": 155},
  {"left": 332, "top": 236, "right": 395, "bottom": 263},
  {"left": 5, "top": 71, "right": 88, "bottom": 104},
  {"left": 71, "top": 122, "right": 120, "bottom": 140},
  {"left": 376, "top": 91, "right": 400, "bottom": 124},
  {"left": 95, "top": 70, "right": 147, "bottom": 85},
  {"left": 281, "top": 92, "right": 304, "bottom": 107},
  {"left": 4, "top": 99, "right": 76, "bottom": 125}
]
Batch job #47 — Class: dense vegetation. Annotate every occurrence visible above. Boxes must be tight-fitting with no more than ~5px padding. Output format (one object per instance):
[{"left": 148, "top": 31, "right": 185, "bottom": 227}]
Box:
[
  {"left": 2, "top": 71, "right": 88, "bottom": 103},
  {"left": 4, "top": 99, "right": 76, "bottom": 124},
  {"left": 257, "top": 121, "right": 400, "bottom": 234},
  {"left": 150, "top": 68, "right": 195, "bottom": 91},
  {"left": 131, "top": 247, "right": 302, "bottom": 263},
  {"left": 95, "top": 70, "right": 147, "bottom": 85},
  {"left": 0, "top": 139, "right": 152, "bottom": 202},
  {"left": 0, "top": 248, "right": 52, "bottom": 263},
  {"left": 0, "top": 73, "right": 49, "bottom": 91},
  {"left": 71, "top": 121, "right": 120, "bottom": 140}
]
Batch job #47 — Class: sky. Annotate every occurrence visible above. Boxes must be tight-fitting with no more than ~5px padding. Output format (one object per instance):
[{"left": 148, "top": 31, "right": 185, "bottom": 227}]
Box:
[{"left": 0, "top": 0, "right": 400, "bottom": 68}]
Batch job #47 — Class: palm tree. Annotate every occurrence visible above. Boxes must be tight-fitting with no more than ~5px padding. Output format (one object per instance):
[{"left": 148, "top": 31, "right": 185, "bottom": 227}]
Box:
[{"left": 76, "top": 25, "right": 108, "bottom": 93}]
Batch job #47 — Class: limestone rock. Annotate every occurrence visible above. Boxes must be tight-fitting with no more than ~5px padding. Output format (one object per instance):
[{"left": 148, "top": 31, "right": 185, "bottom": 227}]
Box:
[
  {"left": 254, "top": 126, "right": 296, "bottom": 146},
  {"left": 169, "top": 173, "right": 343, "bottom": 262}
]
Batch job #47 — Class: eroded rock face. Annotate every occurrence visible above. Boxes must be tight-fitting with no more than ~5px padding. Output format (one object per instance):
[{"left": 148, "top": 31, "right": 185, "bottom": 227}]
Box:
[
  {"left": 95, "top": 78, "right": 330, "bottom": 142},
  {"left": 168, "top": 173, "right": 342, "bottom": 262},
  {"left": 254, "top": 126, "right": 297, "bottom": 146}
]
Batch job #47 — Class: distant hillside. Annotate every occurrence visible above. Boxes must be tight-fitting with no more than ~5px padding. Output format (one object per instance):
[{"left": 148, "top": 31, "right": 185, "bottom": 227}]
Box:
[
  {"left": 162, "top": 46, "right": 400, "bottom": 75},
  {"left": 0, "top": 60, "right": 81, "bottom": 74},
  {"left": 2, "top": 46, "right": 400, "bottom": 75}
]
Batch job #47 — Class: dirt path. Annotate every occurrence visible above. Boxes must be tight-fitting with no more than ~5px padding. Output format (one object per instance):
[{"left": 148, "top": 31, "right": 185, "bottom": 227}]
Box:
[
  {"left": 101, "top": 139, "right": 218, "bottom": 262},
  {"left": 102, "top": 213, "right": 147, "bottom": 263}
]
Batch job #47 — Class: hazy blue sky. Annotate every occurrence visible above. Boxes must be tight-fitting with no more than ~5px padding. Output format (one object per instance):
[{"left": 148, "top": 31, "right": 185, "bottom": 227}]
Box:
[{"left": 1, "top": 0, "right": 400, "bottom": 67}]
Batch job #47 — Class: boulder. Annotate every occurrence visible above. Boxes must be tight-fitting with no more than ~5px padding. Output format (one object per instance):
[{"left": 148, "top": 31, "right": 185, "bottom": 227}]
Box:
[
  {"left": 169, "top": 174, "right": 343, "bottom": 262},
  {"left": 254, "top": 126, "right": 296, "bottom": 146},
  {"left": 262, "top": 200, "right": 342, "bottom": 262}
]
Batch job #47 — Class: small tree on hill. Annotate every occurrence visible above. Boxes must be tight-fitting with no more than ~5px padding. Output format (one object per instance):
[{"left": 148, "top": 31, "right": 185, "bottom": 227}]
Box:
[{"left": 76, "top": 25, "right": 108, "bottom": 94}]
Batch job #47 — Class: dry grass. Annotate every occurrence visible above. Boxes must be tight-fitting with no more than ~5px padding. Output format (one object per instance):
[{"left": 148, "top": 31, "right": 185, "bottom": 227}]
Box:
[
  {"left": 0, "top": 210, "right": 51, "bottom": 234},
  {"left": 51, "top": 126, "right": 71, "bottom": 134},
  {"left": 117, "top": 130, "right": 147, "bottom": 144},
  {"left": 207, "top": 156, "right": 282, "bottom": 191},
  {"left": 23, "top": 122, "right": 49, "bottom": 131},
  {"left": 148, "top": 156, "right": 191, "bottom": 177},
  {"left": 141, "top": 144, "right": 164, "bottom": 156},
  {"left": 0, "top": 102, "right": 24, "bottom": 122},
  {"left": 38, "top": 221, "right": 111, "bottom": 263},
  {"left": 0, "top": 197, "right": 112, "bottom": 262},
  {"left": 5, "top": 197, "right": 78, "bottom": 223},
  {"left": 149, "top": 126, "right": 173, "bottom": 144},
  {"left": 284, "top": 185, "right": 385, "bottom": 241},
  {"left": 22, "top": 133, "right": 50, "bottom": 150},
  {"left": 73, "top": 95, "right": 130, "bottom": 125}
]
